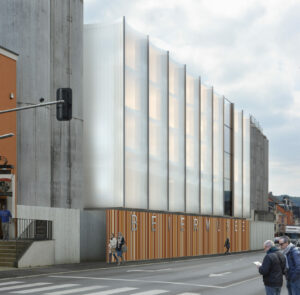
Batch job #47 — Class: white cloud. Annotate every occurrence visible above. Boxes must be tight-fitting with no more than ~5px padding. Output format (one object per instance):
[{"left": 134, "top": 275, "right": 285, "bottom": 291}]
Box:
[{"left": 84, "top": 0, "right": 300, "bottom": 196}]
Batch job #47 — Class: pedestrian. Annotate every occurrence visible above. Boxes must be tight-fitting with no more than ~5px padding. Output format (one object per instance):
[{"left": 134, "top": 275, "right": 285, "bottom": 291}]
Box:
[
  {"left": 257, "top": 240, "right": 286, "bottom": 295},
  {"left": 108, "top": 233, "right": 118, "bottom": 264},
  {"left": 116, "top": 232, "right": 125, "bottom": 266},
  {"left": 0, "top": 204, "right": 12, "bottom": 241},
  {"left": 224, "top": 237, "right": 230, "bottom": 254},
  {"left": 279, "top": 235, "right": 300, "bottom": 295}
]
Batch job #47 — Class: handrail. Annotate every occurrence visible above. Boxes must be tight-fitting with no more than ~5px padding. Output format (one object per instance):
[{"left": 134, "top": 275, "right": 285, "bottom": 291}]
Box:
[{"left": 15, "top": 218, "right": 52, "bottom": 241}]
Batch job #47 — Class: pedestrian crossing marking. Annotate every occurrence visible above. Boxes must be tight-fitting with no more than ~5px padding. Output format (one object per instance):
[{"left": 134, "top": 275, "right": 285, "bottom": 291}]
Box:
[
  {"left": 0, "top": 281, "right": 23, "bottom": 286},
  {"left": 11, "top": 283, "right": 78, "bottom": 294},
  {"left": 131, "top": 290, "right": 169, "bottom": 294},
  {"left": 44, "top": 285, "right": 107, "bottom": 295},
  {"left": 0, "top": 281, "right": 202, "bottom": 295},
  {"left": 82, "top": 287, "right": 137, "bottom": 294},
  {"left": 0, "top": 282, "right": 50, "bottom": 291}
]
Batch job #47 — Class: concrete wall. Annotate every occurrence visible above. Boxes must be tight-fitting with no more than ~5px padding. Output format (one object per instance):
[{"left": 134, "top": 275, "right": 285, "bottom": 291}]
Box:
[
  {"left": 80, "top": 210, "right": 106, "bottom": 262},
  {"left": 0, "top": 0, "right": 83, "bottom": 209},
  {"left": 18, "top": 240, "right": 55, "bottom": 268},
  {"left": 17, "top": 205, "right": 80, "bottom": 264},
  {"left": 250, "top": 221, "right": 274, "bottom": 250},
  {"left": 250, "top": 123, "right": 269, "bottom": 212}
]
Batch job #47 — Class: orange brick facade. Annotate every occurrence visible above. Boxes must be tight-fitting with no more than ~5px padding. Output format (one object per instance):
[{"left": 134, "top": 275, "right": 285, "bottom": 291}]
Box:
[{"left": 0, "top": 48, "right": 17, "bottom": 211}]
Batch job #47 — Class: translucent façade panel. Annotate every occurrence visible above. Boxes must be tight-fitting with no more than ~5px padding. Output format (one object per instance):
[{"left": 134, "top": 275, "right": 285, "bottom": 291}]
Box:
[
  {"left": 125, "top": 23, "right": 148, "bottom": 209},
  {"left": 224, "top": 152, "right": 231, "bottom": 179},
  {"left": 233, "top": 109, "right": 243, "bottom": 217},
  {"left": 224, "top": 178, "right": 232, "bottom": 216},
  {"left": 169, "top": 59, "right": 185, "bottom": 212},
  {"left": 213, "top": 93, "right": 224, "bottom": 216},
  {"left": 224, "top": 126, "right": 231, "bottom": 154},
  {"left": 224, "top": 99, "right": 232, "bottom": 127},
  {"left": 186, "top": 73, "right": 200, "bottom": 213},
  {"left": 149, "top": 43, "right": 168, "bottom": 211},
  {"left": 243, "top": 116, "right": 250, "bottom": 218},
  {"left": 83, "top": 21, "right": 123, "bottom": 207},
  {"left": 200, "top": 84, "right": 213, "bottom": 214}
]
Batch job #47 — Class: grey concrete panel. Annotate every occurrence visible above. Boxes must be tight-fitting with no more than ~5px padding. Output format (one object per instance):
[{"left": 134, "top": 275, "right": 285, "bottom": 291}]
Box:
[
  {"left": 0, "top": 0, "right": 52, "bottom": 206},
  {"left": 250, "top": 124, "right": 269, "bottom": 213},
  {"left": 50, "top": 0, "right": 83, "bottom": 209},
  {"left": 0, "top": 0, "right": 83, "bottom": 208},
  {"left": 80, "top": 210, "right": 106, "bottom": 262}
]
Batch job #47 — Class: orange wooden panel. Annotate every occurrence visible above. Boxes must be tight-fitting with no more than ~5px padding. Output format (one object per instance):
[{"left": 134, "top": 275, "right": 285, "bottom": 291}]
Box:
[{"left": 105, "top": 210, "right": 250, "bottom": 262}]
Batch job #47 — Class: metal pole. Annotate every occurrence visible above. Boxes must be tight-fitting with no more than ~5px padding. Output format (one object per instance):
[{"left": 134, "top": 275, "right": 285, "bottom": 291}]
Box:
[
  {"left": 0, "top": 133, "right": 14, "bottom": 139},
  {"left": 0, "top": 100, "right": 64, "bottom": 115}
]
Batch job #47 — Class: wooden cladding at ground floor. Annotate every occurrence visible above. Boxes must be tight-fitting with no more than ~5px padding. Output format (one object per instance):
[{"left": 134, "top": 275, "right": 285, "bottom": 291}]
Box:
[{"left": 106, "top": 209, "right": 250, "bottom": 262}]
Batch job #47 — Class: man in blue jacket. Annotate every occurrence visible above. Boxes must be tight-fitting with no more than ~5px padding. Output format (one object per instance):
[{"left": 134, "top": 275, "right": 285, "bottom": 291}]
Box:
[
  {"left": 258, "top": 240, "right": 286, "bottom": 295},
  {"left": 279, "top": 236, "right": 300, "bottom": 295},
  {"left": 0, "top": 204, "right": 12, "bottom": 240}
]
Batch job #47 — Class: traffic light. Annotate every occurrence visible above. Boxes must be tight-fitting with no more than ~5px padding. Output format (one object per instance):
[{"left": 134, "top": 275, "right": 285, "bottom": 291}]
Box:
[{"left": 56, "top": 88, "right": 72, "bottom": 121}]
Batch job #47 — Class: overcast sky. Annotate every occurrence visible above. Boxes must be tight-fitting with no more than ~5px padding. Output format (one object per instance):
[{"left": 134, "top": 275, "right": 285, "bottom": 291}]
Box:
[{"left": 84, "top": 0, "right": 300, "bottom": 197}]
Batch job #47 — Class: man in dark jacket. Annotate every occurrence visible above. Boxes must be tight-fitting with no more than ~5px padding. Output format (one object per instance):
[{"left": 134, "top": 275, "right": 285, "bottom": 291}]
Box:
[
  {"left": 279, "top": 236, "right": 300, "bottom": 295},
  {"left": 258, "top": 240, "right": 286, "bottom": 295}
]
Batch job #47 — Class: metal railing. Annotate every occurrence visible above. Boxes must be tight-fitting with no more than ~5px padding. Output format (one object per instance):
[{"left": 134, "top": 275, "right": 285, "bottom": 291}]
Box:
[{"left": 15, "top": 218, "right": 53, "bottom": 241}]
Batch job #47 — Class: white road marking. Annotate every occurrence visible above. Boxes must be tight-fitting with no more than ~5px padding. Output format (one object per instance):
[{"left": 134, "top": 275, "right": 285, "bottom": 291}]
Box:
[
  {"left": 209, "top": 272, "right": 232, "bottom": 277},
  {"left": 0, "top": 281, "right": 23, "bottom": 286},
  {"left": 131, "top": 290, "right": 169, "bottom": 294},
  {"left": 224, "top": 276, "right": 260, "bottom": 288},
  {"left": 178, "top": 293, "right": 201, "bottom": 295},
  {"left": 127, "top": 268, "right": 172, "bottom": 273},
  {"left": 0, "top": 282, "right": 51, "bottom": 291},
  {"left": 49, "top": 275, "right": 225, "bottom": 289},
  {"left": 127, "top": 270, "right": 156, "bottom": 273},
  {"left": 12, "top": 284, "right": 78, "bottom": 294},
  {"left": 81, "top": 287, "right": 137, "bottom": 294},
  {"left": 44, "top": 285, "right": 106, "bottom": 295}
]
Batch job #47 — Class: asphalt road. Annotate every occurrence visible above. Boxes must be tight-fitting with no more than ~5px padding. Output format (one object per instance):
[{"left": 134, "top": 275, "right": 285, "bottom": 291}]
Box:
[{"left": 0, "top": 251, "right": 289, "bottom": 295}]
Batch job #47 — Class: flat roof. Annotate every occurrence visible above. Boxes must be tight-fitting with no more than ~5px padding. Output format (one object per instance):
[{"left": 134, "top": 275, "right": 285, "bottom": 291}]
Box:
[{"left": 0, "top": 45, "right": 18, "bottom": 61}]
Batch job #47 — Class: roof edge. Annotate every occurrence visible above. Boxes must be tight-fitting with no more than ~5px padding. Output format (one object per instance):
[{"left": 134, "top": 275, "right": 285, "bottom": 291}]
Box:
[{"left": 0, "top": 46, "right": 19, "bottom": 61}]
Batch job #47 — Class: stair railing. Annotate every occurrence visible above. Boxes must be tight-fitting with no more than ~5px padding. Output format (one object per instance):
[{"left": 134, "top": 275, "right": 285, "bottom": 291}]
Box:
[
  {"left": 14, "top": 218, "right": 53, "bottom": 262},
  {"left": 15, "top": 218, "right": 53, "bottom": 241}
]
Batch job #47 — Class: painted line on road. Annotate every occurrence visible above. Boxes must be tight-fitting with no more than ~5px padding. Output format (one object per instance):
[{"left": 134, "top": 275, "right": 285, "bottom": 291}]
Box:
[
  {"left": 0, "top": 281, "right": 23, "bottom": 286},
  {"left": 80, "top": 287, "right": 138, "bottom": 295},
  {"left": 223, "top": 276, "right": 260, "bottom": 288},
  {"left": 209, "top": 272, "right": 232, "bottom": 277},
  {"left": 49, "top": 275, "right": 226, "bottom": 289},
  {"left": 44, "top": 285, "right": 106, "bottom": 295},
  {"left": 12, "top": 284, "right": 79, "bottom": 294},
  {"left": 127, "top": 268, "right": 172, "bottom": 273},
  {"left": 132, "top": 290, "right": 169, "bottom": 295}
]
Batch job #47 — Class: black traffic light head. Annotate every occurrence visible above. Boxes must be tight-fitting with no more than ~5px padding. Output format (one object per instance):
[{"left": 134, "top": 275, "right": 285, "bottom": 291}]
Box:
[{"left": 56, "top": 88, "right": 72, "bottom": 121}]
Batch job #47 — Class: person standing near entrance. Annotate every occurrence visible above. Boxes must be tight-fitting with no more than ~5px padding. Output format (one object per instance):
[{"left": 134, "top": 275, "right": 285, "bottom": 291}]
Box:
[{"left": 0, "top": 204, "right": 12, "bottom": 240}]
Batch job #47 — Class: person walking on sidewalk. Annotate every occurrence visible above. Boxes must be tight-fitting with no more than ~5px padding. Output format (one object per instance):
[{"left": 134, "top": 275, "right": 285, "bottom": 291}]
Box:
[
  {"left": 108, "top": 233, "right": 118, "bottom": 264},
  {"left": 116, "top": 232, "right": 125, "bottom": 266},
  {"left": 279, "top": 236, "right": 300, "bottom": 295},
  {"left": 0, "top": 204, "right": 12, "bottom": 241},
  {"left": 257, "top": 240, "right": 286, "bottom": 295},
  {"left": 224, "top": 237, "right": 230, "bottom": 254}
]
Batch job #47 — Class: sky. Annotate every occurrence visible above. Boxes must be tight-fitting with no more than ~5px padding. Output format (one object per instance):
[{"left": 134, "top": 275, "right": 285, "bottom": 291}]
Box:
[{"left": 84, "top": 0, "right": 300, "bottom": 197}]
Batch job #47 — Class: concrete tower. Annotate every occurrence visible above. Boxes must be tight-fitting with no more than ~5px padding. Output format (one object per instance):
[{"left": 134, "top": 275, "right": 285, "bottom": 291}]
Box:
[{"left": 0, "top": 0, "right": 83, "bottom": 209}]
